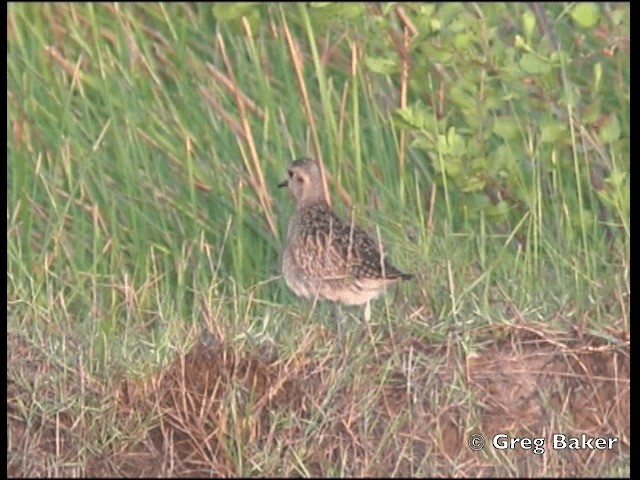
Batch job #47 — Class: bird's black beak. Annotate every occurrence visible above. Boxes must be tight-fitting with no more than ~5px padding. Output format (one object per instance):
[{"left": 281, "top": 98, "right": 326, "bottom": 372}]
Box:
[{"left": 278, "top": 179, "right": 288, "bottom": 188}]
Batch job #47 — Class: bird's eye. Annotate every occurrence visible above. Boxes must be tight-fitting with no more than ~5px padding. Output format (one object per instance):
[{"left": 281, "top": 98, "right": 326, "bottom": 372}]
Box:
[{"left": 287, "top": 170, "right": 294, "bottom": 178}]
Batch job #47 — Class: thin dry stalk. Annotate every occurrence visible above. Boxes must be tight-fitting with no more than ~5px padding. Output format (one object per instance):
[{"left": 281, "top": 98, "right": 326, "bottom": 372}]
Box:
[
  {"left": 280, "top": 13, "right": 331, "bottom": 207},
  {"left": 216, "top": 31, "right": 279, "bottom": 240}
]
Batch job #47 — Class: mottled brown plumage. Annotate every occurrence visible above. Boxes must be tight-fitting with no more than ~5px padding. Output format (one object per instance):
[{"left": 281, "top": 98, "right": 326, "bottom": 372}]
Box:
[{"left": 278, "top": 158, "right": 412, "bottom": 320}]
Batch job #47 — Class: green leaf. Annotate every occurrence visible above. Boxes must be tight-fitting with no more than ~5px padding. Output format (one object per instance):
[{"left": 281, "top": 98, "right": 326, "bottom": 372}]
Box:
[
  {"left": 423, "top": 44, "right": 453, "bottom": 64},
  {"left": 309, "top": 2, "right": 367, "bottom": 21},
  {"left": 561, "top": 86, "right": 581, "bottom": 109},
  {"left": 460, "top": 175, "right": 486, "bottom": 192},
  {"left": 519, "top": 53, "right": 552, "bottom": 74},
  {"left": 443, "top": 157, "right": 462, "bottom": 178},
  {"left": 437, "top": 3, "right": 465, "bottom": 25},
  {"left": 212, "top": 3, "right": 262, "bottom": 34},
  {"left": 570, "top": 3, "right": 600, "bottom": 28},
  {"left": 449, "top": 85, "right": 476, "bottom": 111},
  {"left": 599, "top": 114, "right": 621, "bottom": 144},
  {"left": 392, "top": 106, "right": 427, "bottom": 130},
  {"left": 583, "top": 100, "right": 602, "bottom": 124},
  {"left": 212, "top": 3, "right": 260, "bottom": 21},
  {"left": 446, "top": 127, "right": 466, "bottom": 157},
  {"left": 514, "top": 35, "right": 529, "bottom": 50},
  {"left": 605, "top": 169, "right": 627, "bottom": 189},
  {"left": 417, "top": 3, "right": 436, "bottom": 18},
  {"left": 495, "top": 145, "right": 517, "bottom": 175},
  {"left": 493, "top": 116, "right": 519, "bottom": 141},
  {"left": 610, "top": 7, "right": 627, "bottom": 26},
  {"left": 365, "top": 55, "right": 400, "bottom": 75},
  {"left": 521, "top": 10, "right": 537, "bottom": 39},
  {"left": 539, "top": 121, "right": 568, "bottom": 143},
  {"left": 471, "top": 157, "right": 487, "bottom": 172},
  {"left": 593, "top": 62, "right": 602, "bottom": 91},
  {"left": 454, "top": 32, "right": 474, "bottom": 50},
  {"left": 485, "top": 200, "right": 510, "bottom": 218},
  {"left": 466, "top": 139, "right": 483, "bottom": 157},
  {"left": 437, "top": 130, "right": 465, "bottom": 158},
  {"left": 595, "top": 189, "right": 616, "bottom": 210}
]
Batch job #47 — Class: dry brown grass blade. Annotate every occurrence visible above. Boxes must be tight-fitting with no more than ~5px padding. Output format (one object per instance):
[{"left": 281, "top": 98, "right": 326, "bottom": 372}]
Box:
[
  {"left": 280, "top": 12, "right": 331, "bottom": 208},
  {"left": 197, "top": 86, "right": 245, "bottom": 142},
  {"left": 394, "top": 5, "right": 417, "bottom": 36},
  {"left": 215, "top": 31, "right": 279, "bottom": 240},
  {"left": 396, "top": 8, "right": 410, "bottom": 177},
  {"left": 205, "top": 62, "right": 264, "bottom": 120}
]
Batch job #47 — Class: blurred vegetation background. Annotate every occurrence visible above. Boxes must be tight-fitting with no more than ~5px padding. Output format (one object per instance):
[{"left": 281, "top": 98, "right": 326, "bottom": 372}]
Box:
[{"left": 7, "top": 3, "right": 629, "bottom": 476}]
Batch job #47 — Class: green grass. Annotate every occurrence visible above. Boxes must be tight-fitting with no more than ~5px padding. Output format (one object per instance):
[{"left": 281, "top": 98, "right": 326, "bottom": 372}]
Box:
[{"left": 8, "top": 3, "right": 629, "bottom": 477}]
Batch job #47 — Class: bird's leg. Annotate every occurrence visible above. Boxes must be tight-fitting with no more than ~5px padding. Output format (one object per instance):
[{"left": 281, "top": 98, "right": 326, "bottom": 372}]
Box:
[
  {"left": 329, "top": 301, "right": 343, "bottom": 322},
  {"left": 329, "top": 302, "right": 345, "bottom": 342},
  {"left": 364, "top": 300, "right": 371, "bottom": 322}
]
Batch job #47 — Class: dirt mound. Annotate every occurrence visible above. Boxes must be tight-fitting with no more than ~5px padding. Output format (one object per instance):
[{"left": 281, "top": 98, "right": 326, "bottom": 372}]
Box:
[{"left": 110, "top": 325, "right": 628, "bottom": 476}]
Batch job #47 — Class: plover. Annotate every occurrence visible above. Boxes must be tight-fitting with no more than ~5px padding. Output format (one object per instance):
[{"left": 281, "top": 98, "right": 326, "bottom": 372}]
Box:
[{"left": 278, "top": 158, "right": 413, "bottom": 322}]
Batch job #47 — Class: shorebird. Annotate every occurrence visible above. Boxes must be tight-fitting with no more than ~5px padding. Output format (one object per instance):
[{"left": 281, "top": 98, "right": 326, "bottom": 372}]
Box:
[{"left": 278, "top": 158, "right": 413, "bottom": 324}]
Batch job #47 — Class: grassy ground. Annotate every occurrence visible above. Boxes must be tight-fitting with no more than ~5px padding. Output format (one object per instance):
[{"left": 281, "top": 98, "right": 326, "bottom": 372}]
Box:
[{"left": 8, "top": 3, "right": 629, "bottom": 477}]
